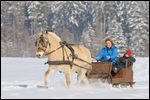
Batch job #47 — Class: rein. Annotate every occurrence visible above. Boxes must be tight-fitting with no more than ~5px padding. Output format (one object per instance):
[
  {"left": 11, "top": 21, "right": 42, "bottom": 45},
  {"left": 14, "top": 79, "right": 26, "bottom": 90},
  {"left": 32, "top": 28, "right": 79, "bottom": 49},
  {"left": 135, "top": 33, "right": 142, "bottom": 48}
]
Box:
[{"left": 44, "top": 45, "right": 63, "bottom": 56}]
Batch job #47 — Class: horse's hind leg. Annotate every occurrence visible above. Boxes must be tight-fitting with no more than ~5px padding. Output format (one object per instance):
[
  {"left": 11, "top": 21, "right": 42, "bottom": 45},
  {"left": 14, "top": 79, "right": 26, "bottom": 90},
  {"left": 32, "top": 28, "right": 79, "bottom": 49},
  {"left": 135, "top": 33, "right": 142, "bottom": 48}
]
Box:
[
  {"left": 77, "top": 70, "right": 89, "bottom": 86},
  {"left": 65, "top": 72, "right": 71, "bottom": 88},
  {"left": 44, "top": 67, "right": 54, "bottom": 88},
  {"left": 77, "top": 74, "right": 84, "bottom": 86},
  {"left": 82, "top": 75, "right": 89, "bottom": 85}
]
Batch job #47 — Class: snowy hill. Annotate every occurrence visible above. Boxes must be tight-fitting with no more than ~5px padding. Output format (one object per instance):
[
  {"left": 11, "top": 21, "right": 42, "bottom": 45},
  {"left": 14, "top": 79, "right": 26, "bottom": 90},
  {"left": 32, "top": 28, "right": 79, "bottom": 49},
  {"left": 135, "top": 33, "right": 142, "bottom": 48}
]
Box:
[{"left": 1, "top": 57, "right": 149, "bottom": 99}]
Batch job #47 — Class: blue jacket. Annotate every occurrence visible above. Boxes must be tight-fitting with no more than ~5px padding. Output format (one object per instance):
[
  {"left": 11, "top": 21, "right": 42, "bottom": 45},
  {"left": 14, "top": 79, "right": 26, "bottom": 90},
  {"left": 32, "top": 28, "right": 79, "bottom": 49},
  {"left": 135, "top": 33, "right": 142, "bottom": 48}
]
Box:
[{"left": 96, "top": 45, "right": 118, "bottom": 64}]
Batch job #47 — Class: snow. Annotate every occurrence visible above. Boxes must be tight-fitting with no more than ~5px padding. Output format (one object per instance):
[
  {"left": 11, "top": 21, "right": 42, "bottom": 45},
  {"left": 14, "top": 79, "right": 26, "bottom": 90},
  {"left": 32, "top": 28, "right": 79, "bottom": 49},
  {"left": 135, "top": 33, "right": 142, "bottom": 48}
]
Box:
[{"left": 1, "top": 57, "right": 149, "bottom": 99}]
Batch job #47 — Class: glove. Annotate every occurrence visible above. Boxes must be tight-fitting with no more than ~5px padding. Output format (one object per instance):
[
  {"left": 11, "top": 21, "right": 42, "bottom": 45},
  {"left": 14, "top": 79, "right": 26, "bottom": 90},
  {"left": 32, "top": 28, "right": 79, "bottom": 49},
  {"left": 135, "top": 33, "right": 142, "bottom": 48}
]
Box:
[
  {"left": 96, "top": 57, "right": 100, "bottom": 61},
  {"left": 106, "top": 56, "right": 111, "bottom": 60}
]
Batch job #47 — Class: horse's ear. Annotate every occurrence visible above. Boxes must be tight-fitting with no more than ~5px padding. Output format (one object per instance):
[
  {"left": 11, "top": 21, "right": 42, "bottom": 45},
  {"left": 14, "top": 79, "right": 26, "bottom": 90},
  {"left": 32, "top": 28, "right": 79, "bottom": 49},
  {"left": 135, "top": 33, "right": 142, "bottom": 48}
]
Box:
[
  {"left": 45, "top": 30, "right": 48, "bottom": 34},
  {"left": 38, "top": 32, "right": 42, "bottom": 36}
]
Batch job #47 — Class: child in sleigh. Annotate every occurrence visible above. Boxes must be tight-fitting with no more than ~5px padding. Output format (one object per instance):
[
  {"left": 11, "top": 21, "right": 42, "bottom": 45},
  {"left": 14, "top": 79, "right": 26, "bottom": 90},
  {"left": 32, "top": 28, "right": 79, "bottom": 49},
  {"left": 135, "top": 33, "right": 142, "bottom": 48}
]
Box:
[{"left": 113, "top": 49, "right": 136, "bottom": 73}]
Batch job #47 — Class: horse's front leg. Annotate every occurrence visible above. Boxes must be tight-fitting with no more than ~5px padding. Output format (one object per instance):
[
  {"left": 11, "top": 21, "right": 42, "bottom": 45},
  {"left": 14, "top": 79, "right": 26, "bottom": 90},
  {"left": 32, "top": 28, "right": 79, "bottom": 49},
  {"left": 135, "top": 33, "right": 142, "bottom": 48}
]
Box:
[{"left": 44, "top": 67, "right": 54, "bottom": 88}]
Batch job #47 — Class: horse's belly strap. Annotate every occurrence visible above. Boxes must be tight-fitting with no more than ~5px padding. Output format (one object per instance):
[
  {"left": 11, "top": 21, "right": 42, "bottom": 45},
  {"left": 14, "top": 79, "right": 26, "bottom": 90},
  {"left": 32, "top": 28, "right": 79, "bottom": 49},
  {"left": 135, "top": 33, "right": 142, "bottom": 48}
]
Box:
[
  {"left": 45, "top": 61, "right": 72, "bottom": 65},
  {"left": 45, "top": 60, "right": 92, "bottom": 70}
]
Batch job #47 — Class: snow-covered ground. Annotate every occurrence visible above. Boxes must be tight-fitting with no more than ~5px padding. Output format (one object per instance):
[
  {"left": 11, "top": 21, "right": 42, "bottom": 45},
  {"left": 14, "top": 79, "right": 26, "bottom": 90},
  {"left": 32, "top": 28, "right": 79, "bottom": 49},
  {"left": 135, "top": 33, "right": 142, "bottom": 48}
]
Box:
[{"left": 1, "top": 57, "right": 149, "bottom": 99}]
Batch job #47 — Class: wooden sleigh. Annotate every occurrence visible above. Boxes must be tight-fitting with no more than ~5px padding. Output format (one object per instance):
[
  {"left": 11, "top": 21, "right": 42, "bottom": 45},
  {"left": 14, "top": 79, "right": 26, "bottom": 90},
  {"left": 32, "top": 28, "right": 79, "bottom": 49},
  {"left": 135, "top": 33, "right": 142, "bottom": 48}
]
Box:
[{"left": 86, "top": 60, "right": 135, "bottom": 87}]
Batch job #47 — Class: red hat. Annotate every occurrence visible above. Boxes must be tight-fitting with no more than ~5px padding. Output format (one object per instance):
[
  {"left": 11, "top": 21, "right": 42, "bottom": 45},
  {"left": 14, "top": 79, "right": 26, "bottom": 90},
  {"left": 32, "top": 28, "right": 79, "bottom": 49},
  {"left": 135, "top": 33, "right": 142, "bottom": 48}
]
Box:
[{"left": 125, "top": 49, "right": 132, "bottom": 56}]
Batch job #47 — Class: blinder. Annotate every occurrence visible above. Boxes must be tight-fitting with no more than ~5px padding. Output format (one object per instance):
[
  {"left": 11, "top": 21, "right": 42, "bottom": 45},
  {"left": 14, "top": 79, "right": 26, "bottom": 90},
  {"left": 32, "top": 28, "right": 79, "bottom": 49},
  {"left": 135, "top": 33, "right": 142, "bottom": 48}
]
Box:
[{"left": 35, "top": 36, "right": 51, "bottom": 52}]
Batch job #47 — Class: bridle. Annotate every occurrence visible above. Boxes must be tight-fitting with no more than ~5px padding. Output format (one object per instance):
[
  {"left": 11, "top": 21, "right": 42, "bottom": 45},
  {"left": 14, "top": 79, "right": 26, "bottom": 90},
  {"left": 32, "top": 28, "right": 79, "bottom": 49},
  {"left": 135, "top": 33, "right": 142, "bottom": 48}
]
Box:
[{"left": 35, "top": 36, "right": 51, "bottom": 53}]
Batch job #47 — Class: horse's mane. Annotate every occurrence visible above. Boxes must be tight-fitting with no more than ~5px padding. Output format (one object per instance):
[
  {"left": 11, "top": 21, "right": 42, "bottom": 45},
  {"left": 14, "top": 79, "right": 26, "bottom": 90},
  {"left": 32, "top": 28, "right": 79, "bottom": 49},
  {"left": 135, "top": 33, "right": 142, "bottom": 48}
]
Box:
[{"left": 48, "top": 32, "right": 61, "bottom": 42}]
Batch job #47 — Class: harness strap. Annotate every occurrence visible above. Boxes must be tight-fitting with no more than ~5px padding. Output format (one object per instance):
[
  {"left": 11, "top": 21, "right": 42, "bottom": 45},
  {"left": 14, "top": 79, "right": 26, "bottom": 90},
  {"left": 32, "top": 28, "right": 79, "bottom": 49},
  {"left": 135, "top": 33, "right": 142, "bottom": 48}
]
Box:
[
  {"left": 61, "top": 41, "right": 76, "bottom": 58},
  {"left": 61, "top": 41, "right": 77, "bottom": 68},
  {"left": 45, "top": 61, "right": 92, "bottom": 70},
  {"left": 62, "top": 45, "right": 65, "bottom": 61},
  {"left": 45, "top": 61, "right": 71, "bottom": 65},
  {"left": 45, "top": 45, "right": 63, "bottom": 56},
  {"left": 74, "top": 57, "right": 92, "bottom": 65}
]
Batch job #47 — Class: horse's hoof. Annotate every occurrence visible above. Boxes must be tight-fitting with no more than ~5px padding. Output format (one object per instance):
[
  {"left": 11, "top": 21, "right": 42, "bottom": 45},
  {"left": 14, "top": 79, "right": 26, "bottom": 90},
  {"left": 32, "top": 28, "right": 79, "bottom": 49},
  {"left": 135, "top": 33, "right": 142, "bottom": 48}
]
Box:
[
  {"left": 67, "top": 85, "right": 70, "bottom": 88},
  {"left": 44, "top": 86, "right": 48, "bottom": 88}
]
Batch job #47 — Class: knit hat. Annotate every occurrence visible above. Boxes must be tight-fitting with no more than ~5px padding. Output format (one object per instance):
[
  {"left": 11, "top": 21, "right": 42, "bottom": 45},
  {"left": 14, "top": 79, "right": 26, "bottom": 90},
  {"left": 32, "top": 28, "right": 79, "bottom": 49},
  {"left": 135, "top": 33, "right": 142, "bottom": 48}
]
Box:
[{"left": 125, "top": 49, "right": 133, "bottom": 56}]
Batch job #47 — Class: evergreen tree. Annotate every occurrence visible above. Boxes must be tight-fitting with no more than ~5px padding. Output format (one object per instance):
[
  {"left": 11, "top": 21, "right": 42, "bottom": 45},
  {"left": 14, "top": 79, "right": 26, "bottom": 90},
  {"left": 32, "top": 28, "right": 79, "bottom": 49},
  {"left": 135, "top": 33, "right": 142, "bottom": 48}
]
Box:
[
  {"left": 126, "top": 1, "right": 149, "bottom": 56},
  {"left": 106, "top": 17, "right": 127, "bottom": 57},
  {"left": 80, "top": 25, "right": 99, "bottom": 57}
]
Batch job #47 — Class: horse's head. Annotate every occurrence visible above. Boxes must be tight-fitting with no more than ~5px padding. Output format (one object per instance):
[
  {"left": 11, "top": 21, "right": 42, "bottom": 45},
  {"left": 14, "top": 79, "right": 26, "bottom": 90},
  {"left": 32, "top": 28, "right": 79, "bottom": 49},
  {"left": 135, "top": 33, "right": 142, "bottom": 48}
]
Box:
[{"left": 35, "top": 31, "right": 50, "bottom": 57}]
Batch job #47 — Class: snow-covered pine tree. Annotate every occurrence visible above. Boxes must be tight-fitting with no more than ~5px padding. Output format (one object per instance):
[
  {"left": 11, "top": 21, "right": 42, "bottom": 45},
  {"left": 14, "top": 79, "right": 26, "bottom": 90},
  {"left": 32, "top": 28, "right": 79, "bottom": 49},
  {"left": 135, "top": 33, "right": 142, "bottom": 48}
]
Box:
[
  {"left": 26, "top": 1, "right": 48, "bottom": 35},
  {"left": 105, "top": 17, "right": 127, "bottom": 57},
  {"left": 115, "top": 1, "right": 130, "bottom": 35},
  {"left": 52, "top": 1, "right": 92, "bottom": 43},
  {"left": 126, "top": 1, "right": 149, "bottom": 56},
  {"left": 103, "top": 1, "right": 117, "bottom": 33},
  {"left": 1, "top": 1, "right": 149, "bottom": 57},
  {"left": 91, "top": 1, "right": 106, "bottom": 52},
  {"left": 80, "top": 25, "right": 99, "bottom": 57}
]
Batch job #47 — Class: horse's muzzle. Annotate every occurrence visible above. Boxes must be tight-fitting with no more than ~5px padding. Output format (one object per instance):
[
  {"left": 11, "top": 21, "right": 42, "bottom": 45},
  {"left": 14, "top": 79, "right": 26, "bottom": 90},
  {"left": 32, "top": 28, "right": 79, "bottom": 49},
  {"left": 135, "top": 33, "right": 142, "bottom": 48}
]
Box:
[{"left": 36, "top": 51, "right": 44, "bottom": 58}]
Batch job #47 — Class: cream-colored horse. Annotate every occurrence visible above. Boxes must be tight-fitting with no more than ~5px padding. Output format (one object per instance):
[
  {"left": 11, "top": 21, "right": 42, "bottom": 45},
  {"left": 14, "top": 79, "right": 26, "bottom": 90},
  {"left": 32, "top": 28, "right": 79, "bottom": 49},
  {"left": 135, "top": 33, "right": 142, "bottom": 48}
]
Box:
[{"left": 35, "top": 31, "right": 92, "bottom": 88}]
